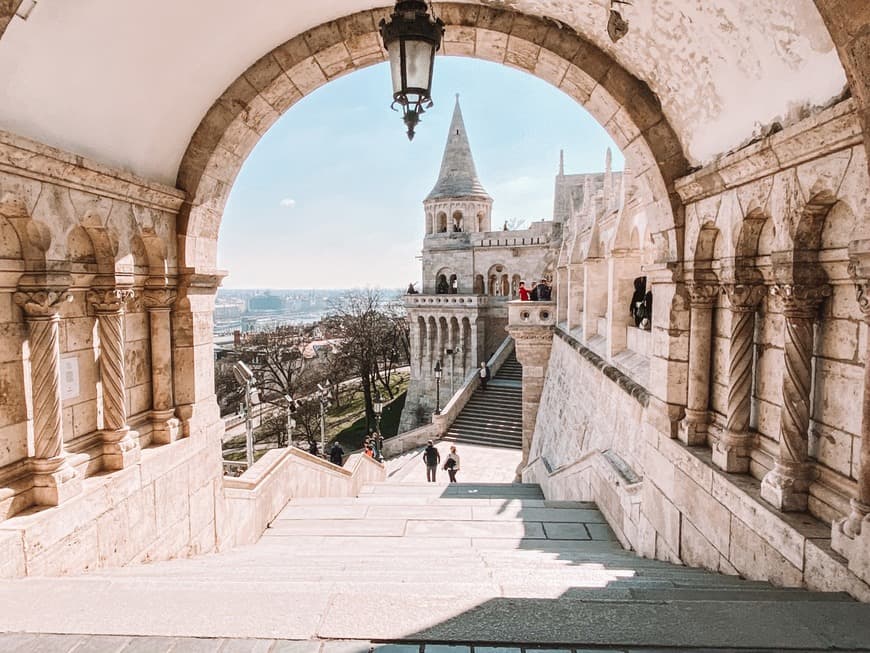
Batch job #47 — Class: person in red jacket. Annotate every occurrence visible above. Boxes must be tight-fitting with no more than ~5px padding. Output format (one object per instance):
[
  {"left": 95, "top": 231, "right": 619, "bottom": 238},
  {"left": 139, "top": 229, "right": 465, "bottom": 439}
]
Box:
[{"left": 518, "top": 281, "right": 530, "bottom": 301}]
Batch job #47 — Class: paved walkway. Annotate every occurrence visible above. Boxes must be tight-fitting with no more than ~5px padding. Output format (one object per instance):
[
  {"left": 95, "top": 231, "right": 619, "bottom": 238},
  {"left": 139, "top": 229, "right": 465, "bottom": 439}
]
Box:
[
  {"left": 386, "top": 442, "right": 521, "bottom": 484},
  {"left": 1, "top": 447, "right": 870, "bottom": 651}
]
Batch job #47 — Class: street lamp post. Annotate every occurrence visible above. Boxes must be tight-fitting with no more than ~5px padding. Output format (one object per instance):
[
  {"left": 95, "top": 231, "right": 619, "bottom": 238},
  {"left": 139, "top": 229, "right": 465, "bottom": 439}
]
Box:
[
  {"left": 434, "top": 360, "right": 442, "bottom": 415},
  {"left": 284, "top": 394, "right": 299, "bottom": 448},
  {"left": 232, "top": 361, "right": 256, "bottom": 468},
  {"left": 318, "top": 381, "right": 332, "bottom": 456},
  {"left": 373, "top": 391, "right": 384, "bottom": 461}
]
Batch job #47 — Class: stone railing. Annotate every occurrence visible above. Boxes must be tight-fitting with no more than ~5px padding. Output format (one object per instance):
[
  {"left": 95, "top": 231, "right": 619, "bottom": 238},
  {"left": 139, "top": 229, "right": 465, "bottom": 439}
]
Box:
[
  {"left": 626, "top": 326, "right": 651, "bottom": 356},
  {"left": 432, "top": 335, "right": 516, "bottom": 437},
  {"left": 223, "top": 446, "right": 386, "bottom": 548},
  {"left": 381, "top": 423, "right": 440, "bottom": 457},
  {"left": 405, "top": 294, "right": 489, "bottom": 308},
  {"left": 507, "top": 300, "right": 557, "bottom": 327}
]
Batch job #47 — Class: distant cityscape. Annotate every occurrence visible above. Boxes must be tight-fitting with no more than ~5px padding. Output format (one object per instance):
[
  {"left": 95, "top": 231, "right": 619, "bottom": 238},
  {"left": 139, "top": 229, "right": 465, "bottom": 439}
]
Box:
[{"left": 214, "top": 288, "right": 404, "bottom": 339}]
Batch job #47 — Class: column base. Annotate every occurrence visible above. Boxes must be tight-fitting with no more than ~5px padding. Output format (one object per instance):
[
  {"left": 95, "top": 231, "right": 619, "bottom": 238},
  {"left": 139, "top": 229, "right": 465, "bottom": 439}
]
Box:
[
  {"left": 760, "top": 461, "right": 817, "bottom": 512},
  {"left": 30, "top": 456, "right": 82, "bottom": 507},
  {"left": 678, "top": 409, "right": 709, "bottom": 446},
  {"left": 151, "top": 410, "right": 181, "bottom": 445},
  {"left": 101, "top": 427, "right": 141, "bottom": 471},
  {"left": 712, "top": 430, "right": 755, "bottom": 473},
  {"left": 831, "top": 502, "right": 870, "bottom": 585}
]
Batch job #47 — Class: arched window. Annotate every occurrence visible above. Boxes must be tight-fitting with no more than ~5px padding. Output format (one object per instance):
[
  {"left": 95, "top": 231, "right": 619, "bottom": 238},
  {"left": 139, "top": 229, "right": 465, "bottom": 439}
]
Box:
[
  {"left": 501, "top": 274, "right": 510, "bottom": 297},
  {"left": 473, "top": 274, "right": 484, "bottom": 295},
  {"left": 511, "top": 274, "right": 521, "bottom": 297},
  {"left": 449, "top": 274, "right": 459, "bottom": 294},
  {"left": 477, "top": 212, "right": 485, "bottom": 232},
  {"left": 436, "top": 274, "right": 449, "bottom": 294},
  {"left": 437, "top": 212, "right": 447, "bottom": 233},
  {"left": 452, "top": 211, "right": 463, "bottom": 233}
]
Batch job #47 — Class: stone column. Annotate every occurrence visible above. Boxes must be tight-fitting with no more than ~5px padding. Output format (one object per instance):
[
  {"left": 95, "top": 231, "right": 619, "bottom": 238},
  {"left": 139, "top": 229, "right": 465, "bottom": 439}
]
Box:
[
  {"left": 566, "top": 263, "right": 584, "bottom": 332},
  {"left": 832, "top": 263, "right": 870, "bottom": 583},
  {"left": 583, "top": 258, "right": 607, "bottom": 340},
  {"left": 14, "top": 289, "right": 82, "bottom": 506},
  {"left": 711, "top": 284, "right": 766, "bottom": 470},
  {"left": 89, "top": 288, "right": 141, "bottom": 470},
  {"left": 760, "top": 283, "right": 829, "bottom": 511},
  {"left": 606, "top": 251, "right": 641, "bottom": 358},
  {"left": 470, "top": 318, "right": 482, "bottom": 368},
  {"left": 679, "top": 283, "right": 720, "bottom": 446},
  {"left": 507, "top": 301, "right": 556, "bottom": 471},
  {"left": 143, "top": 288, "right": 180, "bottom": 445}
]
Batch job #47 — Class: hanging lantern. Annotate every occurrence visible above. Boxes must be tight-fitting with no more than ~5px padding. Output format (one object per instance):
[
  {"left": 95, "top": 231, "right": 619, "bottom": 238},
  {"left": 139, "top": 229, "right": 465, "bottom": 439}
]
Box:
[{"left": 379, "top": 0, "right": 444, "bottom": 140}]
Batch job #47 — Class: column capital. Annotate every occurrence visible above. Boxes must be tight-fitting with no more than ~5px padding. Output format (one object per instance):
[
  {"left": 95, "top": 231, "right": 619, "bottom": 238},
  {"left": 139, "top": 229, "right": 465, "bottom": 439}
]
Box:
[
  {"left": 14, "top": 289, "right": 71, "bottom": 319},
  {"left": 771, "top": 283, "right": 831, "bottom": 317},
  {"left": 722, "top": 283, "right": 766, "bottom": 312},
  {"left": 88, "top": 287, "right": 134, "bottom": 314},
  {"left": 686, "top": 282, "right": 719, "bottom": 307},
  {"left": 847, "top": 259, "right": 870, "bottom": 322},
  {"left": 143, "top": 287, "right": 178, "bottom": 311}
]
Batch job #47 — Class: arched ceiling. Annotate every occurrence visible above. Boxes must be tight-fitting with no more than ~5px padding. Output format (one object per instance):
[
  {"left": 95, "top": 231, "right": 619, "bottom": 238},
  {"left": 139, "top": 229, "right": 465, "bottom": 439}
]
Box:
[{"left": 0, "top": 0, "right": 847, "bottom": 186}]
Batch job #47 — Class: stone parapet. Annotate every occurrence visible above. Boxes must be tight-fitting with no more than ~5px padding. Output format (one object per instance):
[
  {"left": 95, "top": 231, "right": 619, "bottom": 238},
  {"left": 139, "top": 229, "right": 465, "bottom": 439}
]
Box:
[{"left": 405, "top": 294, "right": 490, "bottom": 309}]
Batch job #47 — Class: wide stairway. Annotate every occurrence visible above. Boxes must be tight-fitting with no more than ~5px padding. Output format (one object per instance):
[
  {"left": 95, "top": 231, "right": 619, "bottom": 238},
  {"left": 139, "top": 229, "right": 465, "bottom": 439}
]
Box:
[
  {"left": 444, "top": 353, "right": 523, "bottom": 449},
  {"left": 2, "top": 481, "right": 869, "bottom": 652}
]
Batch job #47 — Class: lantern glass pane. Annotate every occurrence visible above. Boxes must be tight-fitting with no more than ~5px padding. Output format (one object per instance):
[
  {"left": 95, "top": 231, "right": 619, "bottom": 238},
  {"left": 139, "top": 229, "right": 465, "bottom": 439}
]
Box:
[
  {"left": 387, "top": 40, "right": 404, "bottom": 95},
  {"left": 403, "top": 38, "right": 434, "bottom": 91}
]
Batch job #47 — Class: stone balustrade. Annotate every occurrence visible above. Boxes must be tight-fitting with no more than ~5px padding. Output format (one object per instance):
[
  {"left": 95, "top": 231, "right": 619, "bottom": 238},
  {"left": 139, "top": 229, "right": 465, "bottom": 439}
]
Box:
[{"left": 405, "top": 294, "right": 490, "bottom": 308}]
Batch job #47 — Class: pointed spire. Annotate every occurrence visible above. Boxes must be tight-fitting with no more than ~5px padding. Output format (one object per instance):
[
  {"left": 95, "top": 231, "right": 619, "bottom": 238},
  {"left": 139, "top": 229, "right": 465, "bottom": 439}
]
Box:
[
  {"left": 426, "top": 96, "right": 491, "bottom": 201},
  {"left": 559, "top": 150, "right": 565, "bottom": 177}
]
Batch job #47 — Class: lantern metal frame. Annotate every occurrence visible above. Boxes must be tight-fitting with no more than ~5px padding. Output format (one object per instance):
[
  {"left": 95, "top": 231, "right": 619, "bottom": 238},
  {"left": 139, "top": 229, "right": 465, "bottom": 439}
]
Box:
[{"left": 379, "top": 0, "right": 445, "bottom": 140}]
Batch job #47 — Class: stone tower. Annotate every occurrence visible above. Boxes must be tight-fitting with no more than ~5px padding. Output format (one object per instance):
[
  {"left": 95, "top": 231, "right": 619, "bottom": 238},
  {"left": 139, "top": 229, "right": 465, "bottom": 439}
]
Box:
[{"left": 400, "top": 97, "right": 560, "bottom": 432}]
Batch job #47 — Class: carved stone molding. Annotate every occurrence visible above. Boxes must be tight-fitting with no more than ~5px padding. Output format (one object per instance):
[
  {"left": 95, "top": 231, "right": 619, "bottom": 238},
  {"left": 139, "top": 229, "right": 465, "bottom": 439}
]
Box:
[
  {"left": 14, "top": 289, "right": 71, "bottom": 319},
  {"left": 686, "top": 282, "right": 720, "bottom": 307},
  {"left": 88, "top": 288, "right": 134, "bottom": 314},
  {"left": 722, "top": 284, "right": 766, "bottom": 312},
  {"left": 847, "top": 260, "right": 870, "bottom": 320},
  {"left": 143, "top": 288, "right": 177, "bottom": 311},
  {"left": 771, "top": 283, "right": 831, "bottom": 317}
]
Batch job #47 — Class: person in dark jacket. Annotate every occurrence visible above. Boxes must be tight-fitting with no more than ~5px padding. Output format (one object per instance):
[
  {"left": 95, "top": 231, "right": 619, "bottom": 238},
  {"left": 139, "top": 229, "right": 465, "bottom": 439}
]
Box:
[
  {"left": 629, "top": 276, "right": 647, "bottom": 327},
  {"left": 538, "top": 278, "right": 552, "bottom": 301},
  {"left": 308, "top": 439, "right": 319, "bottom": 457},
  {"left": 530, "top": 281, "right": 539, "bottom": 301},
  {"left": 423, "top": 440, "right": 441, "bottom": 482},
  {"left": 329, "top": 441, "right": 344, "bottom": 466}
]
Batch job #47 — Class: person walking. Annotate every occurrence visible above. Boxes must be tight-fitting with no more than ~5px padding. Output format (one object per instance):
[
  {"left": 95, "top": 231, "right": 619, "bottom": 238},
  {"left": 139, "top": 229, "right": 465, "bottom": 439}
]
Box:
[
  {"left": 518, "top": 281, "right": 530, "bottom": 301},
  {"left": 329, "top": 441, "right": 344, "bottom": 466},
  {"left": 479, "top": 361, "right": 490, "bottom": 390},
  {"left": 423, "top": 440, "right": 441, "bottom": 482},
  {"left": 443, "top": 445, "right": 460, "bottom": 483}
]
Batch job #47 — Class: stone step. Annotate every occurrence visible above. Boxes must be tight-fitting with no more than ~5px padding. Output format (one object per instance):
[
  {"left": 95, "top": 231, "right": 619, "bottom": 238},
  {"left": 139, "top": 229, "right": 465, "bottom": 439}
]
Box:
[{"left": 442, "top": 435, "right": 523, "bottom": 450}]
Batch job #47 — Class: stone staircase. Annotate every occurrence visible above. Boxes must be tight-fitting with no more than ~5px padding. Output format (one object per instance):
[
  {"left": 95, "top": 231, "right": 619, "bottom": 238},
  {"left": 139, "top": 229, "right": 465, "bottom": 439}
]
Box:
[
  {"left": 2, "top": 480, "right": 869, "bottom": 651},
  {"left": 443, "top": 353, "right": 523, "bottom": 449}
]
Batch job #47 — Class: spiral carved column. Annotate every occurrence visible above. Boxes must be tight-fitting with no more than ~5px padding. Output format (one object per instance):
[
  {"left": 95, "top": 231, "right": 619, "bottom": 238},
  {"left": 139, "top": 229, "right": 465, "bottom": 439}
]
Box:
[
  {"left": 712, "top": 284, "right": 766, "bottom": 472},
  {"left": 14, "top": 289, "right": 82, "bottom": 506},
  {"left": 760, "top": 283, "right": 829, "bottom": 512},
  {"left": 89, "top": 288, "right": 141, "bottom": 470},
  {"left": 144, "top": 288, "right": 180, "bottom": 445},
  {"left": 680, "top": 283, "right": 719, "bottom": 446},
  {"left": 831, "top": 265, "right": 870, "bottom": 582}
]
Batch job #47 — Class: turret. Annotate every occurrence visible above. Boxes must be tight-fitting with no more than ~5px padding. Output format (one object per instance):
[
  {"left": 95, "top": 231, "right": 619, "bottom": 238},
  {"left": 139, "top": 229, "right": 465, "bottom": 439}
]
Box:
[{"left": 424, "top": 96, "right": 493, "bottom": 235}]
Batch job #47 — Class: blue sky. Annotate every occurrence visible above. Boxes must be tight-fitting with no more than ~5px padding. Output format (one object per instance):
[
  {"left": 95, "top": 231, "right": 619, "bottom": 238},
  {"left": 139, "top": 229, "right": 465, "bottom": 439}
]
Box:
[{"left": 220, "top": 57, "right": 624, "bottom": 289}]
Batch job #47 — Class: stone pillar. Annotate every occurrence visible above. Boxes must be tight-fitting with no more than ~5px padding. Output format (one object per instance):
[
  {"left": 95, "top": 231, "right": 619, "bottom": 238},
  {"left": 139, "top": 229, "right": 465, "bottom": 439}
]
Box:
[
  {"left": 760, "top": 283, "right": 829, "bottom": 511},
  {"left": 583, "top": 258, "right": 607, "bottom": 340},
  {"left": 606, "top": 251, "right": 640, "bottom": 358},
  {"left": 470, "top": 318, "right": 482, "bottom": 368},
  {"left": 507, "top": 301, "right": 556, "bottom": 471},
  {"left": 89, "top": 288, "right": 141, "bottom": 470},
  {"left": 710, "top": 284, "right": 766, "bottom": 470},
  {"left": 143, "top": 288, "right": 180, "bottom": 445},
  {"left": 14, "top": 289, "right": 82, "bottom": 506},
  {"left": 566, "top": 263, "right": 584, "bottom": 332},
  {"left": 679, "top": 283, "right": 720, "bottom": 446},
  {"left": 832, "top": 259, "right": 870, "bottom": 583}
]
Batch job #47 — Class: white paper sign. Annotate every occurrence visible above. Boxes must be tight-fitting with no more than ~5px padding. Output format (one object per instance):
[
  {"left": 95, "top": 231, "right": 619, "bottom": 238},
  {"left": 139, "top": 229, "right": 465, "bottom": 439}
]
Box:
[{"left": 60, "top": 357, "right": 80, "bottom": 401}]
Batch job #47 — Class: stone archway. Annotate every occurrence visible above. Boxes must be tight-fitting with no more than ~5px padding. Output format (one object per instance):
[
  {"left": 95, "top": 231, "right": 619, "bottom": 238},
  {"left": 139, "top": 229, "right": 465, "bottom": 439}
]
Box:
[{"left": 175, "top": 3, "right": 689, "bottom": 276}]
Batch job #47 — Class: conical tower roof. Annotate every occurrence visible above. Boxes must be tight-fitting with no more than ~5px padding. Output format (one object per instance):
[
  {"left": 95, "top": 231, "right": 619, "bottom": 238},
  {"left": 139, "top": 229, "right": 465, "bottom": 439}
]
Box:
[{"left": 426, "top": 97, "right": 491, "bottom": 202}]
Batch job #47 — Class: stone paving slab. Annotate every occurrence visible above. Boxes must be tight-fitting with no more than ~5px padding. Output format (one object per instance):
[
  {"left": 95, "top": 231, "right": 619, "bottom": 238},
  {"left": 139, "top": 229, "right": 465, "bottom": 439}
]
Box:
[
  {"left": 404, "top": 520, "right": 546, "bottom": 539},
  {"left": 470, "top": 507, "right": 606, "bottom": 523},
  {"left": 276, "top": 506, "right": 370, "bottom": 520},
  {"left": 364, "top": 506, "right": 475, "bottom": 521},
  {"left": 266, "top": 519, "right": 407, "bottom": 537}
]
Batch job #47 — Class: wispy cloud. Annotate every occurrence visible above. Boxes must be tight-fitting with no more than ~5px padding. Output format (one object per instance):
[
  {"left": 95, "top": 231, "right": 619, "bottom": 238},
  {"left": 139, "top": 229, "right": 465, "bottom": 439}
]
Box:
[{"left": 280, "top": 198, "right": 297, "bottom": 208}]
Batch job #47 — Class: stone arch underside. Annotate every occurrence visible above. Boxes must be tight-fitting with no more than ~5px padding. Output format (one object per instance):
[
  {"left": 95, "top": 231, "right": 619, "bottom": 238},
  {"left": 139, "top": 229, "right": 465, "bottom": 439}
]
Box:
[{"left": 175, "top": 4, "right": 689, "bottom": 274}]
